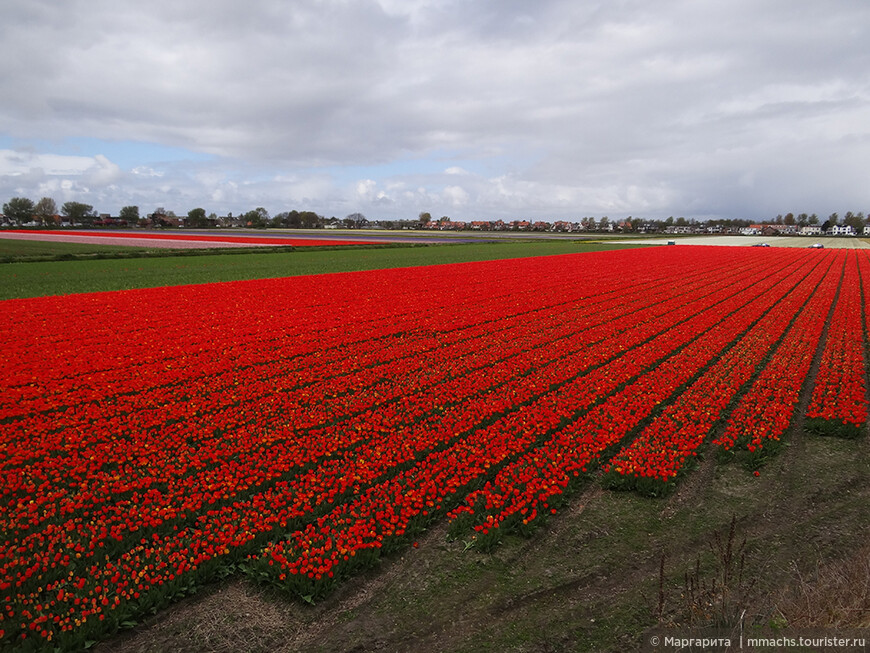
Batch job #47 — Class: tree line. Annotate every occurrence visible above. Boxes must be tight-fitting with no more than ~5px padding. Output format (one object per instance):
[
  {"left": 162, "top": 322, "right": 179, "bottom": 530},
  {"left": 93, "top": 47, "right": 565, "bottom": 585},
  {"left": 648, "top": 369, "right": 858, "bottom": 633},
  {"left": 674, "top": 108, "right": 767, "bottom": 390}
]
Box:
[
  {"left": 1, "top": 197, "right": 100, "bottom": 225},
  {"left": 2, "top": 195, "right": 868, "bottom": 233}
]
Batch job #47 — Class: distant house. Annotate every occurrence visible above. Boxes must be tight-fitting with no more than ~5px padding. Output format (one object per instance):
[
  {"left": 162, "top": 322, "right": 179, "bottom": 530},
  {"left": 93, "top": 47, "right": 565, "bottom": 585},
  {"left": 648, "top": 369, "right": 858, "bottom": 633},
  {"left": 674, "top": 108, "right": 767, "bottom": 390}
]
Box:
[
  {"left": 830, "top": 224, "right": 855, "bottom": 236},
  {"left": 93, "top": 214, "right": 128, "bottom": 227},
  {"left": 741, "top": 223, "right": 784, "bottom": 236},
  {"left": 148, "top": 208, "right": 180, "bottom": 228},
  {"left": 800, "top": 225, "right": 822, "bottom": 236}
]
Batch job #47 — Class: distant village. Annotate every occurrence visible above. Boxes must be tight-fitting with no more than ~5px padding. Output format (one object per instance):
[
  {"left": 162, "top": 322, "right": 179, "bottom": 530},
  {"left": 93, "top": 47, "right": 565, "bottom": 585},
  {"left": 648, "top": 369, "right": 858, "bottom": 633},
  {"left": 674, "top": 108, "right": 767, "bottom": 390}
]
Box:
[{"left": 2, "top": 198, "right": 868, "bottom": 236}]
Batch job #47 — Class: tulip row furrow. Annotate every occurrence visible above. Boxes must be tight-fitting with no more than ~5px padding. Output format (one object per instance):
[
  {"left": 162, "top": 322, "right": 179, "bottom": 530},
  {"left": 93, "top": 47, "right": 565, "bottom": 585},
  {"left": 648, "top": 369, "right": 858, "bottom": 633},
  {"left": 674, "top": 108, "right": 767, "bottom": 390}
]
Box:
[
  {"left": 240, "top": 252, "right": 819, "bottom": 589},
  {"left": 2, "top": 246, "right": 704, "bottom": 407},
  {"left": 0, "top": 276, "right": 608, "bottom": 417},
  {"left": 0, "top": 251, "right": 776, "bottom": 616},
  {"left": 1, "top": 249, "right": 730, "bottom": 440},
  {"left": 0, "top": 265, "right": 713, "bottom": 541},
  {"left": 0, "top": 252, "right": 758, "bottom": 546},
  {"left": 804, "top": 251, "right": 868, "bottom": 435},
  {"left": 0, "top": 260, "right": 744, "bottom": 584},
  {"left": 446, "top": 252, "right": 824, "bottom": 534},
  {"left": 714, "top": 254, "right": 843, "bottom": 453},
  {"left": 607, "top": 252, "right": 834, "bottom": 486}
]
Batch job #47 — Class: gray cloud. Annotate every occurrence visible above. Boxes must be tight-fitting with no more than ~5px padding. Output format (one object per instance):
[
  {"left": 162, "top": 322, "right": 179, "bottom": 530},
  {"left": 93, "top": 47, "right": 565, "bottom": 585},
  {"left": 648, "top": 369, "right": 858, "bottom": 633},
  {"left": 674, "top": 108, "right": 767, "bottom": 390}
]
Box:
[{"left": 1, "top": 0, "right": 869, "bottom": 219}]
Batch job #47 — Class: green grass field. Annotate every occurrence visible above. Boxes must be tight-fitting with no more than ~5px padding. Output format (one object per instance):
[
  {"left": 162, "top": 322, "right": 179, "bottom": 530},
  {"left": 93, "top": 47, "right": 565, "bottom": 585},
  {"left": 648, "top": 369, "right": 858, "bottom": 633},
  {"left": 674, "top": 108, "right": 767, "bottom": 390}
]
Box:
[
  {"left": 0, "top": 238, "right": 158, "bottom": 261},
  {"left": 0, "top": 240, "right": 646, "bottom": 300}
]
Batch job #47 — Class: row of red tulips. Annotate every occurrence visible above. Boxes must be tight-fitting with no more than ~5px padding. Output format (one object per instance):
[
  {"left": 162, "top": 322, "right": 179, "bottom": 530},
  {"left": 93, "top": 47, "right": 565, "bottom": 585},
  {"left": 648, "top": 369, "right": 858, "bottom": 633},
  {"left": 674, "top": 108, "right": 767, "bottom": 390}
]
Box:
[
  {"left": 713, "top": 253, "right": 843, "bottom": 456},
  {"left": 2, "top": 249, "right": 736, "bottom": 566},
  {"left": 251, "top": 250, "right": 821, "bottom": 585},
  {"left": 805, "top": 251, "right": 869, "bottom": 437},
  {"left": 2, "top": 247, "right": 741, "bottom": 646},
  {"left": 3, "top": 248, "right": 745, "bottom": 596},
  {"left": 607, "top": 251, "right": 838, "bottom": 487},
  {"left": 446, "top": 249, "right": 833, "bottom": 538}
]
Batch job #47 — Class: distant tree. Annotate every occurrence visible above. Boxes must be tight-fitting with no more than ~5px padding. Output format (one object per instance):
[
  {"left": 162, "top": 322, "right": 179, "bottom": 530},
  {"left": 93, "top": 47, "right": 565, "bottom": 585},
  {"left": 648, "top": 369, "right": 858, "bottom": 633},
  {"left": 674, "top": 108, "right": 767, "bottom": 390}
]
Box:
[
  {"left": 3, "top": 197, "right": 34, "bottom": 225},
  {"left": 299, "top": 211, "right": 321, "bottom": 229},
  {"left": 149, "top": 207, "right": 169, "bottom": 227},
  {"left": 783, "top": 213, "right": 795, "bottom": 225},
  {"left": 242, "top": 208, "right": 269, "bottom": 228},
  {"left": 828, "top": 212, "right": 839, "bottom": 225},
  {"left": 346, "top": 212, "right": 368, "bottom": 228},
  {"left": 418, "top": 211, "right": 432, "bottom": 226},
  {"left": 844, "top": 211, "right": 865, "bottom": 234},
  {"left": 797, "top": 213, "right": 809, "bottom": 227},
  {"left": 675, "top": 217, "right": 687, "bottom": 227},
  {"left": 187, "top": 207, "right": 208, "bottom": 228},
  {"left": 599, "top": 216, "right": 610, "bottom": 231},
  {"left": 61, "top": 201, "right": 96, "bottom": 225},
  {"left": 275, "top": 210, "right": 298, "bottom": 228},
  {"left": 119, "top": 206, "right": 140, "bottom": 223},
  {"left": 808, "top": 214, "right": 819, "bottom": 225},
  {"left": 34, "top": 197, "right": 58, "bottom": 226}
]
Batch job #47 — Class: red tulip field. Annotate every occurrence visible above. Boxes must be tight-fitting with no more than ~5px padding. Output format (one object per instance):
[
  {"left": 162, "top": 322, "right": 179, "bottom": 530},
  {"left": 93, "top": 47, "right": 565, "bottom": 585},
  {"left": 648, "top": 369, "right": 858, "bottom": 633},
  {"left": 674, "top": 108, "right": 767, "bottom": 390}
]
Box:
[
  {"left": 1, "top": 245, "right": 867, "bottom": 649},
  {"left": 0, "top": 229, "right": 382, "bottom": 248}
]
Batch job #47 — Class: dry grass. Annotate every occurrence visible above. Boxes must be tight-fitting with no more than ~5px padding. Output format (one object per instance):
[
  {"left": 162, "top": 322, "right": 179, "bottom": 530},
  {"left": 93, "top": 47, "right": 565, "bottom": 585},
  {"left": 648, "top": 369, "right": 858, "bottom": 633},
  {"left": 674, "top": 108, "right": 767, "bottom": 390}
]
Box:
[
  {"left": 774, "top": 539, "right": 870, "bottom": 629},
  {"left": 99, "top": 580, "right": 297, "bottom": 653}
]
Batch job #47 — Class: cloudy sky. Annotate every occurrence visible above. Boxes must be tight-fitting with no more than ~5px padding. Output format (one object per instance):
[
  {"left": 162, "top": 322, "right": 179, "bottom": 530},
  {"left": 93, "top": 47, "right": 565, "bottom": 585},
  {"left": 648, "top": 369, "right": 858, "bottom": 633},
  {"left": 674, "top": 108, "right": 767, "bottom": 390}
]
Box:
[{"left": 2, "top": 0, "right": 869, "bottom": 222}]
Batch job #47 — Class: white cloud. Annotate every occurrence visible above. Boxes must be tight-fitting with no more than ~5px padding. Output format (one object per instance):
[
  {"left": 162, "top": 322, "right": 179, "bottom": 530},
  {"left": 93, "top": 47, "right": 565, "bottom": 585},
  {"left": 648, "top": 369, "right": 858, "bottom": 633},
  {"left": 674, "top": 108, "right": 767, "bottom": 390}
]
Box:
[
  {"left": 132, "top": 166, "right": 163, "bottom": 178},
  {"left": 443, "top": 185, "right": 468, "bottom": 206},
  {"left": 85, "top": 154, "right": 122, "bottom": 186},
  {"left": 356, "top": 179, "right": 378, "bottom": 201},
  {"left": 0, "top": 150, "right": 95, "bottom": 177}
]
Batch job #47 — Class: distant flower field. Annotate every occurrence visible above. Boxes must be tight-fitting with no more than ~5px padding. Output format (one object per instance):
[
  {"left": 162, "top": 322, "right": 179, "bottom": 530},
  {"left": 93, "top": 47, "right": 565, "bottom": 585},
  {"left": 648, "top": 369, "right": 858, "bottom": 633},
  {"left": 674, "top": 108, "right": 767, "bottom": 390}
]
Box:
[
  {"left": 0, "top": 229, "right": 381, "bottom": 248},
  {"left": 0, "top": 246, "right": 866, "bottom": 650}
]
